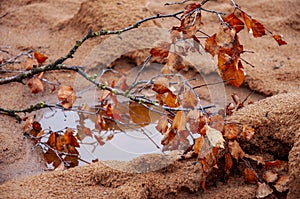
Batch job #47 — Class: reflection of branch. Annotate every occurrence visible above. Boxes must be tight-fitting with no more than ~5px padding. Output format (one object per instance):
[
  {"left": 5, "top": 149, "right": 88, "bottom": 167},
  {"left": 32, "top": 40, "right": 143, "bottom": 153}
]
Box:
[{"left": 0, "top": 50, "right": 32, "bottom": 67}]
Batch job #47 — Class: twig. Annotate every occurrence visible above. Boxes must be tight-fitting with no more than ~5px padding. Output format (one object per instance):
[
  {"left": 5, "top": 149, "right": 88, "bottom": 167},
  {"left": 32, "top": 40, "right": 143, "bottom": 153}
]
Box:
[{"left": 0, "top": 50, "right": 32, "bottom": 67}]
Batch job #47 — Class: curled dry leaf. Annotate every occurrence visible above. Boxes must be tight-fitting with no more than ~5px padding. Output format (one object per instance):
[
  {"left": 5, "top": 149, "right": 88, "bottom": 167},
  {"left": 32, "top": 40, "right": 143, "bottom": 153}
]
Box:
[
  {"left": 205, "top": 34, "right": 218, "bottom": 56},
  {"left": 156, "top": 116, "right": 169, "bottom": 134},
  {"left": 164, "top": 91, "right": 180, "bottom": 108},
  {"left": 241, "top": 12, "right": 266, "bottom": 38},
  {"left": 262, "top": 170, "right": 278, "bottom": 183},
  {"left": 223, "top": 12, "right": 244, "bottom": 33},
  {"left": 272, "top": 34, "right": 287, "bottom": 46},
  {"left": 33, "top": 52, "right": 48, "bottom": 64},
  {"left": 241, "top": 125, "right": 255, "bottom": 141},
  {"left": 152, "top": 77, "right": 170, "bottom": 94},
  {"left": 172, "top": 111, "right": 186, "bottom": 132},
  {"left": 256, "top": 182, "right": 273, "bottom": 198},
  {"left": 57, "top": 85, "right": 76, "bottom": 109},
  {"left": 194, "top": 136, "right": 204, "bottom": 154},
  {"left": 205, "top": 125, "right": 225, "bottom": 149},
  {"left": 27, "top": 77, "right": 44, "bottom": 94},
  {"left": 274, "top": 175, "right": 289, "bottom": 192},
  {"left": 187, "top": 110, "right": 206, "bottom": 134},
  {"left": 228, "top": 140, "right": 245, "bottom": 160},
  {"left": 244, "top": 168, "right": 258, "bottom": 184},
  {"left": 223, "top": 123, "right": 239, "bottom": 140},
  {"left": 265, "top": 160, "right": 288, "bottom": 172},
  {"left": 166, "top": 52, "right": 186, "bottom": 72},
  {"left": 244, "top": 154, "right": 265, "bottom": 165}
]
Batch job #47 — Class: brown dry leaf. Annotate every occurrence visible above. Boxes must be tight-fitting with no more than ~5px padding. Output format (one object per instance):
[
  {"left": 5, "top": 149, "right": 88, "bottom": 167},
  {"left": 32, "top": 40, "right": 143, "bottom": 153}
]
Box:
[
  {"left": 170, "top": 28, "right": 181, "bottom": 44},
  {"left": 272, "top": 34, "right": 287, "bottom": 46},
  {"left": 152, "top": 77, "right": 170, "bottom": 94},
  {"left": 262, "top": 170, "right": 278, "bottom": 183},
  {"left": 150, "top": 41, "right": 170, "bottom": 60},
  {"left": 244, "top": 168, "right": 258, "bottom": 184},
  {"left": 209, "top": 114, "right": 224, "bottom": 132},
  {"left": 182, "top": 90, "right": 197, "bottom": 108},
  {"left": 55, "top": 162, "right": 66, "bottom": 171},
  {"left": 98, "top": 90, "right": 110, "bottom": 102},
  {"left": 55, "top": 136, "right": 64, "bottom": 151},
  {"left": 172, "top": 111, "right": 186, "bottom": 132},
  {"left": 223, "top": 12, "right": 244, "bottom": 33},
  {"left": 265, "top": 160, "right": 288, "bottom": 172},
  {"left": 241, "top": 125, "right": 255, "bottom": 141},
  {"left": 205, "top": 125, "right": 225, "bottom": 149},
  {"left": 156, "top": 116, "right": 169, "bottom": 134},
  {"left": 129, "top": 101, "right": 151, "bottom": 126},
  {"left": 187, "top": 110, "right": 206, "bottom": 134},
  {"left": 228, "top": 140, "right": 245, "bottom": 159},
  {"left": 27, "top": 77, "right": 44, "bottom": 94},
  {"left": 57, "top": 85, "right": 76, "bottom": 109},
  {"left": 256, "top": 182, "right": 273, "bottom": 198},
  {"left": 64, "top": 128, "right": 79, "bottom": 147},
  {"left": 33, "top": 52, "right": 48, "bottom": 64},
  {"left": 64, "top": 155, "right": 78, "bottom": 167},
  {"left": 164, "top": 91, "right": 180, "bottom": 108},
  {"left": 23, "top": 117, "right": 33, "bottom": 133},
  {"left": 241, "top": 12, "right": 266, "bottom": 38},
  {"left": 216, "top": 27, "right": 236, "bottom": 49},
  {"left": 32, "top": 121, "right": 42, "bottom": 131},
  {"left": 244, "top": 154, "right": 265, "bottom": 165},
  {"left": 223, "top": 123, "right": 239, "bottom": 140},
  {"left": 204, "top": 34, "right": 218, "bottom": 56},
  {"left": 194, "top": 136, "right": 204, "bottom": 154},
  {"left": 274, "top": 175, "right": 289, "bottom": 192},
  {"left": 224, "top": 153, "right": 233, "bottom": 174}
]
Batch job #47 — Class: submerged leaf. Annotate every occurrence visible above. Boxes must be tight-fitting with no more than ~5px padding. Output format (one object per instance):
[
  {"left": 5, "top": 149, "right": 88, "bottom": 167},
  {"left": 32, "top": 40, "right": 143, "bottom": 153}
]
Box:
[{"left": 27, "top": 77, "right": 44, "bottom": 94}]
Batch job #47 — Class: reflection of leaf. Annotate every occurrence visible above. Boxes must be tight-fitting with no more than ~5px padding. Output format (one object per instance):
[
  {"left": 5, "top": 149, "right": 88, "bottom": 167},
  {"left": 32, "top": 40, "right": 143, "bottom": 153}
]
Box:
[
  {"left": 129, "top": 102, "right": 151, "bottom": 126},
  {"left": 47, "top": 132, "right": 57, "bottom": 148},
  {"left": 64, "top": 128, "right": 79, "bottom": 147},
  {"left": 27, "top": 77, "right": 44, "bottom": 94},
  {"left": 156, "top": 116, "right": 169, "bottom": 134},
  {"left": 57, "top": 85, "right": 76, "bottom": 109},
  {"left": 64, "top": 155, "right": 78, "bottom": 167},
  {"left": 194, "top": 136, "right": 204, "bottom": 154},
  {"left": 205, "top": 34, "right": 218, "bottom": 56},
  {"left": 95, "top": 136, "right": 105, "bottom": 146},
  {"left": 44, "top": 149, "right": 61, "bottom": 168}
]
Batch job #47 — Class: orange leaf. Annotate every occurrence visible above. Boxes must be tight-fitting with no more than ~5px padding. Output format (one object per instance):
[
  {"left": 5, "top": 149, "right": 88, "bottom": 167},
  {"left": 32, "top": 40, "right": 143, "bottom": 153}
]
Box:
[
  {"left": 32, "top": 121, "right": 42, "bottom": 131},
  {"left": 27, "top": 77, "right": 44, "bottom": 94},
  {"left": 187, "top": 110, "right": 206, "bottom": 134},
  {"left": 194, "top": 136, "right": 204, "bottom": 154},
  {"left": 64, "top": 128, "right": 79, "bottom": 147},
  {"left": 265, "top": 160, "right": 288, "bottom": 172},
  {"left": 272, "top": 34, "right": 287, "bottom": 46},
  {"left": 161, "top": 128, "right": 176, "bottom": 145},
  {"left": 34, "top": 52, "right": 48, "bottom": 64},
  {"left": 223, "top": 12, "right": 244, "bottom": 33},
  {"left": 129, "top": 101, "right": 151, "bottom": 126},
  {"left": 152, "top": 77, "right": 170, "bottom": 94},
  {"left": 218, "top": 57, "right": 245, "bottom": 87},
  {"left": 44, "top": 149, "right": 61, "bottom": 168},
  {"left": 228, "top": 140, "right": 245, "bottom": 160},
  {"left": 156, "top": 116, "right": 169, "bottom": 134},
  {"left": 57, "top": 85, "right": 76, "bottom": 109},
  {"left": 182, "top": 90, "right": 198, "bottom": 108},
  {"left": 150, "top": 41, "right": 170, "bottom": 60},
  {"left": 172, "top": 111, "right": 186, "bottom": 132},
  {"left": 164, "top": 92, "right": 180, "bottom": 108},
  {"left": 241, "top": 12, "right": 266, "bottom": 37},
  {"left": 205, "top": 34, "right": 218, "bottom": 56},
  {"left": 47, "top": 132, "right": 57, "bottom": 148},
  {"left": 244, "top": 168, "right": 258, "bottom": 184},
  {"left": 223, "top": 123, "right": 239, "bottom": 140},
  {"left": 224, "top": 153, "right": 233, "bottom": 174}
]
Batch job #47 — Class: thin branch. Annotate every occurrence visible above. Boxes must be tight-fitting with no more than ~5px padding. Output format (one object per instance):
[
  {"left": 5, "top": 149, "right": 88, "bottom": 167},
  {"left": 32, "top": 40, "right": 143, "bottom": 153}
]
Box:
[{"left": 0, "top": 50, "right": 32, "bottom": 67}]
